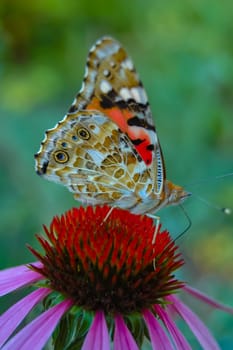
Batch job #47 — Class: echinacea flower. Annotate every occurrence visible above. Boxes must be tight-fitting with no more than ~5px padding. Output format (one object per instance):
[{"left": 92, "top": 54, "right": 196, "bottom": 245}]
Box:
[{"left": 0, "top": 206, "right": 232, "bottom": 350}]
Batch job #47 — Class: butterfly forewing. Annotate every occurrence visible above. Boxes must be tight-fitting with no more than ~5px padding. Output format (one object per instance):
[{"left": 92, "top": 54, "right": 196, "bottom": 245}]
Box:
[{"left": 71, "top": 37, "right": 165, "bottom": 192}]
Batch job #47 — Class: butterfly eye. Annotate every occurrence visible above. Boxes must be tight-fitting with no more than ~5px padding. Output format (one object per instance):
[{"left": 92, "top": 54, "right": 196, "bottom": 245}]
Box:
[
  {"left": 77, "top": 127, "right": 91, "bottom": 140},
  {"left": 54, "top": 150, "right": 69, "bottom": 163}
]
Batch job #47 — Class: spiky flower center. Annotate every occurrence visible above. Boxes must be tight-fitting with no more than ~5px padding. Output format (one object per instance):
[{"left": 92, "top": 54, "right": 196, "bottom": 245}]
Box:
[{"left": 30, "top": 206, "right": 183, "bottom": 314}]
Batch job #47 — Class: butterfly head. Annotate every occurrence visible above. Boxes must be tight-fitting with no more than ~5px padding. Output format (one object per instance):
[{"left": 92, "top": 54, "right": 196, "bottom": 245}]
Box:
[{"left": 165, "top": 181, "right": 191, "bottom": 206}]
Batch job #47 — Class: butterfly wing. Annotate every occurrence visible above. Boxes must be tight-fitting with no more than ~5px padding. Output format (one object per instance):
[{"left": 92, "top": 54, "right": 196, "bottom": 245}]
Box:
[
  {"left": 68, "top": 37, "right": 165, "bottom": 194},
  {"left": 35, "top": 37, "right": 166, "bottom": 212},
  {"left": 35, "top": 111, "right": 157, "bottom": 212}
]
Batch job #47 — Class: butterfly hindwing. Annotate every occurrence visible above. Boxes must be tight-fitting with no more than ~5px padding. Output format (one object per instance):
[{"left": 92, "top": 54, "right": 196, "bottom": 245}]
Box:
[{"left": 35, "top": 111, "right": 155, "bottom": 209}]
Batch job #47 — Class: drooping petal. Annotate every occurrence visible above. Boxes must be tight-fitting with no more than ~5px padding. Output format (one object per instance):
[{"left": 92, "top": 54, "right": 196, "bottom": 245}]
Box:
[
  {"left": 143, "top": 309, "right": 174, "bottom": 350},
  {"left": 82, "top": 310, "right": 110, "bottom": 350},
  {"left": 183, "top": 285, "right": 233, "bottom": 314},
  {"left": 114, "top": 314, "right": 139, "bottom": 350},
  {"left": 155, "top": 305, "right": 192, "bottom": 350},
  {"left": 0, "top": 288, "right": 50, "bottom": 348},
  {"left": 0, "top": 262, "right": 43, "bottom": 296},
  {"left": 2, "top": 299, "right": 72, "bottom": 350},
  {"left": 167, "top": 295, "right": 220, "bottom": 350}
]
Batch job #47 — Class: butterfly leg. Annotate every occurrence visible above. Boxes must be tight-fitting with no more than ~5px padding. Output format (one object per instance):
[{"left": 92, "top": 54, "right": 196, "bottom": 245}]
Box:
[
  {"left": 146, "top": 214, "right": 160, "bottom": 244},
  {"left": 146, "top": 214, "right": 160, "bottom": 270},
  {"left": 101, "top": 206, "right": 115, "bottom": 225}
]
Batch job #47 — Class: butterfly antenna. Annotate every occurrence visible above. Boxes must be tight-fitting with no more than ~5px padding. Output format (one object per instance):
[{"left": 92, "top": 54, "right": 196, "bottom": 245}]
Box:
[
  {"left": 191, "top": 193, "right": 232, "bottom": 215},
  {"left": 184, "top": 172, "right": 233, "bottom": 188},
  {"left": 174, "top": 205, "right": 192, "bottom": 242}
]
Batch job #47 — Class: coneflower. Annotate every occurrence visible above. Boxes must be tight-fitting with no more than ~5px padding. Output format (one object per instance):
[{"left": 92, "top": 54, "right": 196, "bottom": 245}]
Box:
[{"left": 0, "top": 206, "right": 232, "bottom": 350}]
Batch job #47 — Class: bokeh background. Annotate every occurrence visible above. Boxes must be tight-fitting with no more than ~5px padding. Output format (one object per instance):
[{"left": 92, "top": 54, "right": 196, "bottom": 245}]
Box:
[{"left": 1, "top": 0, "right": 233, "bottom": 348}]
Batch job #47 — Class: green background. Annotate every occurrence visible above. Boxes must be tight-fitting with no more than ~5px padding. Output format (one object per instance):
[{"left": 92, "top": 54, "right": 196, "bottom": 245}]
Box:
[{"left": 0, "top": 0, "right": 233, "bottom": 348}]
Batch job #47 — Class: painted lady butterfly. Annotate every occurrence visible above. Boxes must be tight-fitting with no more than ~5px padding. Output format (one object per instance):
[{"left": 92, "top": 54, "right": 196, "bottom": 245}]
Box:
[{"left": 35, "top": 37, "right": 190, "bottom": 215}]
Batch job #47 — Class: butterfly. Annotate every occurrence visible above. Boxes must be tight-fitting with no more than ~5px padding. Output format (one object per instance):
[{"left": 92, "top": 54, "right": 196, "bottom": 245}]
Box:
[{"left": 35, "top": 37, "right": 190, "bottom": 215}]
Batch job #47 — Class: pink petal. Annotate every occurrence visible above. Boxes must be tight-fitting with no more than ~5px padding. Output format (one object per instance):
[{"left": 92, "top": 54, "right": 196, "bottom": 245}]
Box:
[
  {"left": 167, "top": 295, "right": 220, "bottom": 350},
  {"left": 155, "top": 305, "right": 192, "bottom": 350},
  {"left": 2, "top": 299, "right": 73, "bottom": 350},
  {"left": 183, "top": 285, "right": 233, "bottom": 314},
  {"left": 0, "top": 288, "right": 50, "bottom": 348},
  {"left": 114, "top": 314, "right": 139, "bottom": 350},
  {"left": 0, "top": 262, "right": 43, "bottom": 296},
  {"left": 143, "top": 309, "right": 174, "bottom": 350},
  {"left": 82, "top": 311, "right": 110, "bottom": 350}
]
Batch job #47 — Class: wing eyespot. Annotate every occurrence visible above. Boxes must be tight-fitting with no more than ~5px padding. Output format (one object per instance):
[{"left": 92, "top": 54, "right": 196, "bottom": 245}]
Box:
[
  {"left": 77, "top": 127, "right": 91, "bottom": 140},
  {"left": 61, "top": 141, "right": 69, "bottom": 148},
  {"left": 54, "top": 150, "right": 69, "bottom": 163},
  {"left": 72, "top": 135, "right": 78, "bottom": 141}
]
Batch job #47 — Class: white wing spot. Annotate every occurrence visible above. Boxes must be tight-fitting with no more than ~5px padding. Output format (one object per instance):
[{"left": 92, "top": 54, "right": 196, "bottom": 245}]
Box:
[
  {"left": 72, "top": 97, "right": 77, "bottom": 105},
  {"left": 79, "top": 82, "right": 85, "bottom": 93},
  {"left": 100, "top": 80, "right": 112, "bottom": 93},
  {"left": 131, "top": 87, "right": 148, "bottom": 104},
  {"left": 120, "top": 87, "right": 132, "bottom": 100},
  {"left": 122, "top": 58, "right": 134, "bottom": 70},
  {"left": 89, "top": 43, "right": 97, "bottom": 53},
  {"left": 84, "top": 65, "right": 89, "bottom": 78},
  {"left": 103, "top": 69, "right": 110, "bottom": 77}
]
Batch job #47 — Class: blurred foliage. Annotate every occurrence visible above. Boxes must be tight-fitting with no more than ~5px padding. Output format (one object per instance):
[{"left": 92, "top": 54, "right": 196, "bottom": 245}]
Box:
[{"left": 0, "top": 0, "right": 233, "bottom": 348}]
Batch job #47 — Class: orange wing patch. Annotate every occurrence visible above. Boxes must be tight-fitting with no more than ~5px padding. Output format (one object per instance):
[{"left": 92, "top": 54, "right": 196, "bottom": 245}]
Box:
[{"left": 86, "top": 98, "right": 153, "bottom": 165}]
